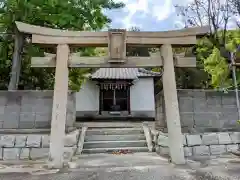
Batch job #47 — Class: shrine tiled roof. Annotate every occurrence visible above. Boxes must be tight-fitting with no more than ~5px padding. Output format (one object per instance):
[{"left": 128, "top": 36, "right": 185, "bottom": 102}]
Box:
[{"left": 90, "top": 68, "right": 161, "bottom": 80}]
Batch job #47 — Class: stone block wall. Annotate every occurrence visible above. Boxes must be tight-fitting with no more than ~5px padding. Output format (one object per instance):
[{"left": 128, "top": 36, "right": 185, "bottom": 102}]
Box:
[
  {"left": 0, "top": 130, "right": 80, "bottom": 161},
  {"left": 156, "top": 132, "right": 240, "bottom": 157},
  {"left": 0, "top": 91, "right": 76, "bottom": 129},
  {"left": 155, "top": 89, "right": 240, "bottom": 133}
]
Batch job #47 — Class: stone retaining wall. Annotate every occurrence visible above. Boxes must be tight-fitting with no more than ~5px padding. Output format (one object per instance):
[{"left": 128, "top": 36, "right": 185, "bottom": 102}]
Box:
[
  {"left": 155, "top": 89, "right": 240, "bottom": 133},
  {"left": 0, "top": 130, "right": 80, "bottom": 161},
  {"left": 156, "top": 132, "right": 240, "bottom": 157},
  {"left": 0, "top": 91, "right": 76, "bottom": 129}
]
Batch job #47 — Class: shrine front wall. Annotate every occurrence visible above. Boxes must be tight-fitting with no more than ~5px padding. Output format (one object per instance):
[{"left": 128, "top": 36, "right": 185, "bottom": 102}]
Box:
[
  {"left": 76, "top": 78, "right": 156, "bottom": 119},
  {"left": 76, "top": 80, "right": 99, "bottom": 118},
  {"left": 0, "top": 91, "right": 76, "bottom": 129}
]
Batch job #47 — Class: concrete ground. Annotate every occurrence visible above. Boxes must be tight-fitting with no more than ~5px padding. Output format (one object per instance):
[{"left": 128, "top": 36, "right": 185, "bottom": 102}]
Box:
[{"left": 0, "top": 153, "right": 239, "bottom": 179}]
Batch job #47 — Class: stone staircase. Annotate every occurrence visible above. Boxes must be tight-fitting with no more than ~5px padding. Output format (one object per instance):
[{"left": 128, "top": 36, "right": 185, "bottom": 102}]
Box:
[{"left": 81, "top": 126, "right": 149, "bottom": 154}]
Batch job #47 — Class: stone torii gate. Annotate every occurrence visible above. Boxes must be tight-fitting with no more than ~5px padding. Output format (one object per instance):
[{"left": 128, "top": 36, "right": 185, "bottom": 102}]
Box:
[{"left": 15, "top": 21, "right": 209, "bottom": 168}]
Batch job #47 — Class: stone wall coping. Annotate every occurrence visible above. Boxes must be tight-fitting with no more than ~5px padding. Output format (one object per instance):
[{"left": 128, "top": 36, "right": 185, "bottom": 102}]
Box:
[
  {"left": 0, "top": 90, "right": 54, "bottom": 92},
  {"left": 155, "top": 89, "right": 240, "bottom": 97},
  {"left": 0, "top": 127, "right": 76, "bottom": 134},
  {"left": 157, "top": 131, "right": 240, "bottom": 136},
  {"left": 177, "top": 89, "right": 240, "bottom": 92},
  {"left": 0, "top": 90, "right": 75, "bottom": 93}
]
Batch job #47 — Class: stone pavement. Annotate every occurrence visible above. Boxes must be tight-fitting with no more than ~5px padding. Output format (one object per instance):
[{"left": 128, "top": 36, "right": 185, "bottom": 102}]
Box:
[
  {"left": 0, "top": 153, "right": 239, "bottom": 179},
  {"left": 69, "top": 152, "right": 171, "bottom": 168},
  {"left": 189, "top": 155, "right": 240, "bottom": 179},
  {"left": 0, "top": 167, "right": 195, "bottom": 180}
]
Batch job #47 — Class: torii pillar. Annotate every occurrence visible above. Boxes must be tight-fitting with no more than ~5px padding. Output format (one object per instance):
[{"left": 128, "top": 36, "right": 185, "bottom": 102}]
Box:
[
  {"left": 161, "top": 44, "right": 185, "bottom": 164},
  {"left": 49, "top": 44, "right": 69, "bottom": 168}
]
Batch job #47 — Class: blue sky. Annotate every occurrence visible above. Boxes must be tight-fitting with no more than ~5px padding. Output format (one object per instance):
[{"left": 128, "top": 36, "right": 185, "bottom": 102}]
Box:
[
  {"left": 104, "top": 0, "right": 192, "bottom": 31},
  {"left": 104, "top": 0, "right": 239, "bottom": 31}
]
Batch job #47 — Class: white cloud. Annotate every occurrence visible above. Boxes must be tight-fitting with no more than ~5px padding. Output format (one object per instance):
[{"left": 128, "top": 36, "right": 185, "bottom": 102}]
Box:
[
  {"left": 152, "top": 0, "right": 173, "bottom": 21},
  {"left": 114, "top": 0, "right": 176, "bottom": 29},
  {"left": 109, "top": 0, "right": 239, "bottom": 30},
  {"left": 121, "top": 0, "right": 149, "bottom": 29},
  {"left": 225, "top": 16, "right": 240, "bottom": 29}
]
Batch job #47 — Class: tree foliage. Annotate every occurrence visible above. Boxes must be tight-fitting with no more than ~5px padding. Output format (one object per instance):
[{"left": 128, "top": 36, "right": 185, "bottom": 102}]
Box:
[
  {"left": 0, "top": 0, "right": 124, "bottom": 90},
  {"left": 204, "top": 47, "right": 231, "bottom": 89},
  {"left": 196, "top": 30, "right": 240, "bottom": 90},
  {"left": 175, "top": 0, "right": 240, "bottom": 90}
]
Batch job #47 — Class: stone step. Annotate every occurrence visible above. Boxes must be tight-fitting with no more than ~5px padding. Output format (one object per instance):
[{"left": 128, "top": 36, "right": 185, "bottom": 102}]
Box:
[
  {"left": 86, "top": 128, "right": 144, "bottom": 135},
  {"left": 85, "top": 134, "right": 146, "bottom": 141},
  {"left": 82, "top": 146, "right": 149, "bottom": 154},
  {"left": 83, "top": 140, "right": 147, "bottom": 149},
  {"left": 75, "top": 122, "right": 146, "bottom": 128}
]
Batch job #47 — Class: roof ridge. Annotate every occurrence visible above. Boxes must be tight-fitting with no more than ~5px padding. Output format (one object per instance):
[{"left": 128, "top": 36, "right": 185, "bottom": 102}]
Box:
[{"left": 138, "top": 68, "right": 161, "bottom": 75}]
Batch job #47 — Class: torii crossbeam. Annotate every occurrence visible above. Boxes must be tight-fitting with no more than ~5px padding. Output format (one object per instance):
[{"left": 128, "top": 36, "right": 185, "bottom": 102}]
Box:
[{"left": 15, "top": 21, "right": 209, "bottom": 168}]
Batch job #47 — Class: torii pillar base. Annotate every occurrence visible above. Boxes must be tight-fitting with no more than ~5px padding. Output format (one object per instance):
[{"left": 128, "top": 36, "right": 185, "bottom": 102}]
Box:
[{"left": 161, "top": 44, "right": 185, "bottom": 164}]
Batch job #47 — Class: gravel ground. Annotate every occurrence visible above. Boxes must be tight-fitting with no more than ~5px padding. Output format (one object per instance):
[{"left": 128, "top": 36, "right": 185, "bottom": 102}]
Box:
[{"left": 0, "top": 153, "right": 239, "bottom": 180}]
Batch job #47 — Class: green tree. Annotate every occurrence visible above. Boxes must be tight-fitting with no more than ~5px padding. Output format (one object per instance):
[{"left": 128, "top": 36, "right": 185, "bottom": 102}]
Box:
[
  {"left": 0, "top": 0, "right": 124, "bottom": 90},
  {"left": 198, "top": 30, "right": 240, "bottom": 90},
  {"left": 175, "top": 0, "right": 240, "bottom": 90}
]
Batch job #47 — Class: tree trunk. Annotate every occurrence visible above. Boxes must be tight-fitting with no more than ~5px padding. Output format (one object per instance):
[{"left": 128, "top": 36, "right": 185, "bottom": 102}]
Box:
[{"left": 8, "top": 27, "right": 24, "bottom": 90}]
